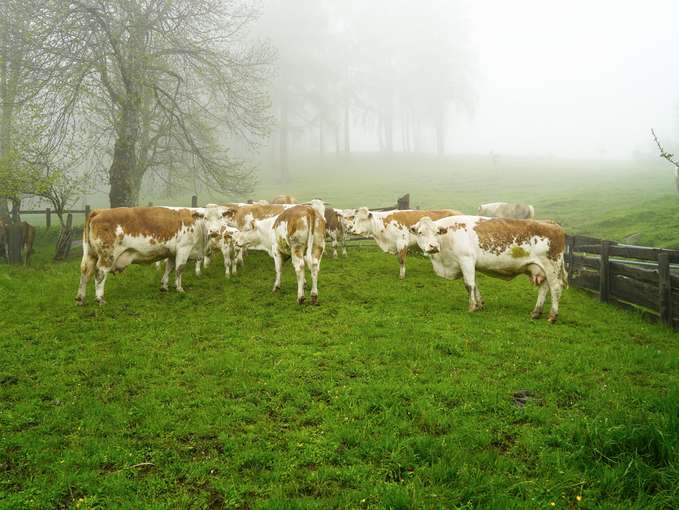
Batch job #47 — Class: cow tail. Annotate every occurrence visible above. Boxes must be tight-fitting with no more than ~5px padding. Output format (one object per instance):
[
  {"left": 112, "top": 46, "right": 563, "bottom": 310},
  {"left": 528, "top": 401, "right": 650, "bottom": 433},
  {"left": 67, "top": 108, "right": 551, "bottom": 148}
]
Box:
[
  {"left": 305, "top": 210, "right": 316, "bottom": 261},
  {"left": 559, "top": 253, "right": 569, "bottom": 289},
  {"left": 82, "top": 209, "right": 95, "bottom": 259}
]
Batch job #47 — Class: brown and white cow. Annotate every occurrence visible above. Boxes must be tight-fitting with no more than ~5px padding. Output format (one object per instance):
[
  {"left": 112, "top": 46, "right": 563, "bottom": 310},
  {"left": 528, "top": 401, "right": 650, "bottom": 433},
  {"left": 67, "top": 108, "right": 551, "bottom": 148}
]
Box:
[
  {"left": 0, "top": 219, "right": 35, "bottom": 264},
  {"left": 76, "top": 206, "right": 215, "bottom": 304},
  {"left": 234, "top": 200, "right": 326, "bottom": 304},
  {"left": 478, "top": 202, "right": 535, "bottom": 219},
  {"left": 221, "top": 203, "right": 292, "bottom": 267},
  {"left": 324, "top": 206, "right": 347, "bottom": 258},
  {"left": 410, "top": 215, "right": 567, "bottom": 322},
  {"left": 271, "top": 194, "right": 296, "bottom": 205},
  {"left": 349, "top": 208, "right": 463, "bottom": 279}
]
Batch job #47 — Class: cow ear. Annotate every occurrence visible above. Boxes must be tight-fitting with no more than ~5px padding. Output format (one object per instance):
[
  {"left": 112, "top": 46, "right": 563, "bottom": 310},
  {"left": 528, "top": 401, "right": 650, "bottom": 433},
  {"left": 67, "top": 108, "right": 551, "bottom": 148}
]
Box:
[
  {"left": 437, "top": 227, "right": 447, "bottom": 235},
  {"left": 368, "top": 212, "right": 373, "bottom": 218},
  {"left": 409, "top": 226, "right": 417, "bottom": 234},
  {"left": 192, "top": 211, "right": 204, "bottom": 219}
]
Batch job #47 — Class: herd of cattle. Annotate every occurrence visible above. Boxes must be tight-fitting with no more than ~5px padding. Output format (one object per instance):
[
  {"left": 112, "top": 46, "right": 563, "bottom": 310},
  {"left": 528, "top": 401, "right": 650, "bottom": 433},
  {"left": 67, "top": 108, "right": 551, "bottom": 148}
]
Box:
[{"left": 74, "top": 195, "right": 567, "bottom": 323}]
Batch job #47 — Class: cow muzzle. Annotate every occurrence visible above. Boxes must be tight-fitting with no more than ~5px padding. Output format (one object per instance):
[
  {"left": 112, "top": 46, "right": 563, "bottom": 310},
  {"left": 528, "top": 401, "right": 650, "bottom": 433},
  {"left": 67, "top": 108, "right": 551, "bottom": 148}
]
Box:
[{"left": 426, "top": 245, "right": 440, "bottom": 254}]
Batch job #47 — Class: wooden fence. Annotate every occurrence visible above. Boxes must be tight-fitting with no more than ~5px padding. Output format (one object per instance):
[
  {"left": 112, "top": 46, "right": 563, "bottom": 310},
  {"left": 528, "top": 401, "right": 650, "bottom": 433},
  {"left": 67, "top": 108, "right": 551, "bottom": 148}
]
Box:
[
  {"left": 19, "top": 206, "right": 91, "bottom": 228},
  {"left": 567, "top": 234, "right": 679, "bottom": 329}
]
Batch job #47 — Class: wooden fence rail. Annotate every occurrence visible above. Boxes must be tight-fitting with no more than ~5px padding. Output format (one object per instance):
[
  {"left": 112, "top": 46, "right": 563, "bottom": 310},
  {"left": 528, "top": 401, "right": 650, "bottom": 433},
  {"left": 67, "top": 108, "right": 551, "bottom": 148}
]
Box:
[{"left": 567, "top": 234, "right": 679, "bottom": 329}]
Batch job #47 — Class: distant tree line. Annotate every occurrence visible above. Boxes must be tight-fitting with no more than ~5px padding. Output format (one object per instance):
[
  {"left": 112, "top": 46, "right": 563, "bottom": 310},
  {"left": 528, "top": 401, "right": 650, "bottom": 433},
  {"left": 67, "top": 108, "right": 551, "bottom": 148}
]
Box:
[
  {"left": 0, "top": 0, "right": 475, "bottom": 214},
  {"left": 261, "top": 0, "right": 475, "bottom": 182}
]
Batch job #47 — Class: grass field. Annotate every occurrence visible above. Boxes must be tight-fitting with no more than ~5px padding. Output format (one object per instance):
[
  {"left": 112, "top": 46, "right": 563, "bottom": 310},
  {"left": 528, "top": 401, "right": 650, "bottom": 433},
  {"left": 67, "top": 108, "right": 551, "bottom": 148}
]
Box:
[{"left": 2, "top": 155, "right": 679, "bottom": 509}]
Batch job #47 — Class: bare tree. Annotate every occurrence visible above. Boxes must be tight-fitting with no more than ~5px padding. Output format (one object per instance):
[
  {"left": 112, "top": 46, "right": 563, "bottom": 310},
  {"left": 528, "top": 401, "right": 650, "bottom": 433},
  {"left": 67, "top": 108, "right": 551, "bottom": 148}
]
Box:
[
  {"left": 44, "top": 0, "right": 272, "bottom": 207},
  {"left": 651, "top": 129, "right": 679, "bottom": 192},
  {"left": 0, "top": 0, "right": 56, "bottom": 221}
]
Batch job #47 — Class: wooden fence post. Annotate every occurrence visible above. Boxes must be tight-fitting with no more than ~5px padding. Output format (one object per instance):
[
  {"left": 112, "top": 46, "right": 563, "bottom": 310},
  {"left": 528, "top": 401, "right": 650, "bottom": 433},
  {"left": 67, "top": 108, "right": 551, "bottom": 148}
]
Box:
[
  {"left": 658, "top": 252, "right": 672, "bottom": 327},
  {"left": 6, "top": 223, "right": 24, "bottom": 265},
  {"left": 46, "top": 208, "right": 51, "bottom": 229},
  {"left": 397, "top": 194, "right": 410, "bottom": 210},
  {"left": 567, "top": 235, "right": 575, "bottom": 286},
  {"left": 84, "top": 205, "right": 91, "bottom": 220},
  {"left": 599, "top": 240, "right": 611, "bottom": 302},
  {"left": 191, "top": 195, "right": 198, "bottom": 208}
]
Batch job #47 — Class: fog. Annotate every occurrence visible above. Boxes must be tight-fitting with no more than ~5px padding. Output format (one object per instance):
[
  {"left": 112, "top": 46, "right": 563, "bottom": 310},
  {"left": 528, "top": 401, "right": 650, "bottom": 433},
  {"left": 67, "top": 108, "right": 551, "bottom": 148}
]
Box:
[
  {"left": 459, "top": 0, "right": 679, "bottom": 158},
  {"left": 3, "top": 0, "right": 679, "bottom": 215},
  {"left": 261, "top": 0, "right": 679, "bottom": 160}
]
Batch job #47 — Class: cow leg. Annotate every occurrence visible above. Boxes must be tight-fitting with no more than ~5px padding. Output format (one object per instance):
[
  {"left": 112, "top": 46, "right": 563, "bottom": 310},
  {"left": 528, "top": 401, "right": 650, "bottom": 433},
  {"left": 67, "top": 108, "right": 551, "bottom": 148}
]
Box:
[
  {"left": 340, "top": 229, "right": 347, "bottom": 257},
  {"left": 160, "top": 257, "right": 175, "bottom": 292},
  {"left": 75, "top": 254, "right": 96, "bottom": 305},
  {"left": 94, "top": 263, "right": 111, "bottom": 305},
  {"left": 398, "top": 248, "right": 407, "bottom": 279},
  {"left": 291, "top": 247, "right": 306, "bottom": 304},
  {"left": 330, "top": 231, "right": 338, "bottom": 258},
  {"left": 174, "top": 249, "right": 191, "bottom": 293},
  {"left": 272, "top": 249, "right": 283, "bottom": 292},
  {"left": 155, "top": 260, "right": 163, "bottom": 272},
  {"left": 474, "top": 286, "right": 485, "bottom": 309},
  {"left": 237, "top": 247, "right": 245, "bottom": 267},
  {"left": 546, "top": 273, "right": 563, "bottom": 324},
  {"left": 194, "top": 259, "right": 203, "bottom": 277},
  {"left": 531, "top": 281, "right": 550, "bottom": 319},
  {"left": 459, "top": 257, "right": 480, "bottom": 312},
  {"left": 221, "top": 243, "right": 232, "bottom": 278},
  {"left": 310, "top": 243, "right": 323, "bottom": 305}
]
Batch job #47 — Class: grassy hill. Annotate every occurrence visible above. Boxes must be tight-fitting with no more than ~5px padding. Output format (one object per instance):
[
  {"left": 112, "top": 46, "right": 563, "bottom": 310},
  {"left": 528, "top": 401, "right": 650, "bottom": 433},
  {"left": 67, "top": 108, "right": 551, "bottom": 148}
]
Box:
[
  {"left": 144, "top": 153, "right": 679, "bottom": 248},
  {"left": 1, "top": 231, "right": 678, "bottom": 508}
]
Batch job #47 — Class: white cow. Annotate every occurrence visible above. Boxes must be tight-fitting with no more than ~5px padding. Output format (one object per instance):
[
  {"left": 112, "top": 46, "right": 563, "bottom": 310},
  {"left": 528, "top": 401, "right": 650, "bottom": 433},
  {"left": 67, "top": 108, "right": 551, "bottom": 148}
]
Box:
[
  {"left": 410, "top": 215, "right": 567, "bottom": 322},
  {"left": 348, "top": 207, "right": 462, "bottom": 279},
  {"left": 478, "top": 202, "right": 535, "bottom": 219},
  {"left": 234, "top": 200, "right": 326, "bottom": 304}
]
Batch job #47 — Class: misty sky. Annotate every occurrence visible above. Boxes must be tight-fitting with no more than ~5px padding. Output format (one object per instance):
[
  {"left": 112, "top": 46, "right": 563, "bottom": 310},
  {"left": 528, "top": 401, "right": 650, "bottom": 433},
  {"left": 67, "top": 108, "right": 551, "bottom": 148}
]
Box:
[{"left": 451, "top": 0, "right": 679, "bottom": 158}]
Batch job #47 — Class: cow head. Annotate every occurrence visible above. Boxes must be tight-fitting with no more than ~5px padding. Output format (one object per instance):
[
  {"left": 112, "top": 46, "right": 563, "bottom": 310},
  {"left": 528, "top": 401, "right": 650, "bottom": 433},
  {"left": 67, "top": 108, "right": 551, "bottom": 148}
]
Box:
[
  {"left": 410, "top": 217, "right": 441, "bottom": 254},
  {"left": 233, "top": 216, "right": 259, "bottom": 249},
  {"left": 349, "top": 207, "right": 373, "bottom": 236},
  {"left": 203, "top": 205, "right": 232, "bottom": 241},
  {"left": 335, "top": 209, "right": 356, "bottom": 232}
]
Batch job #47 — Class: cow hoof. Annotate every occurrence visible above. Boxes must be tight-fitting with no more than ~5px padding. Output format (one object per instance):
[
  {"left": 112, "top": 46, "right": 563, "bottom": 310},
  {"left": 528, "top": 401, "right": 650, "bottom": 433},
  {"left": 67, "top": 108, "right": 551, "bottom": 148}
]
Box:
[
  {"left": 547, "top": 314, "right": 558, "bottom": 324},
  {"left": 272, "top": 286, "right": 280, "bottom": 293},
  {"left": 160, "top": 287, "right": 168, "bottom": 293},
  {"left": 311, "top": 294, "right": 318, "bottom": 305},
  {"left": 297, "top": 296, "right": 305, "bottom": 305},
  {"left": 96, "top": 298, "right": 106, "bottom": 306},
  {"left": 176, "top": 288, "right": 185, "bottom": 294},
  {"left": 531, "top": 310, "right": 542, "bottom": 320},
  {"left": 75, "top": 297, "right": 85, "bottom": 306}
]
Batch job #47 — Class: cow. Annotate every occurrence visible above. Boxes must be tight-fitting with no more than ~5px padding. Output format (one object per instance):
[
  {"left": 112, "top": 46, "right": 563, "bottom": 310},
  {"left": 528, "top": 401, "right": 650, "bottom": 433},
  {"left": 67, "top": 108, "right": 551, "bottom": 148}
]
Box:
[
  {"left": 271, "top": 194, "right": 296, "bottom": 205},
  {"left": 233, "top": 200, "right": 326, "bottom": 304},
  {"left": 75, "top": 206, "right": 216, "bottom": 305},
  {"left": 348, "top": 208, "right": 463, "bottom": 279},
  {"left": 410, "top": 215, "right": 567, "bottom": 323},
  {"left": 221, "top": 203, "right": 292, "bottom": 268},
  {"left": 324, "top": 206, "right": 347, "bottom": 258},
  {"left": 478, "top": 202, "right": 535, "bottom": 219},
  {"left": 0, "top": 219, "right": 35, "bottom": 264}
]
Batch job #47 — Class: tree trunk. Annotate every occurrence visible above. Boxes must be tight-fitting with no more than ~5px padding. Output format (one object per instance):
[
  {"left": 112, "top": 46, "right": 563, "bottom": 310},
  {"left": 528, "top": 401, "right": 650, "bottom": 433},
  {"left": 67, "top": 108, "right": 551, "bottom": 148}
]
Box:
[
  {"left": 344, "top": 97, "right": 350, "bottom": 154},
  {"left": 108, "top": 103, "right": 141, "bottom": 207},
  {"left": 0, "top": 199, "right": 9, "bottom": 223},
  {"left": 384, "top": 111, "right": 394, "bottom": 154},
  {"left": 435, "top": 108, "right": 445, "bottom": 157},
  {"left": 334, "top": 121, "right": 340, "bottom": 155},
  {"left": 10, "top": 198, "right": 20, "bottom": 222},
  {"left": 279, "top": 92, "right": 289, "bottom": 183},
  {"left": 675, "top": 168, "right": 679, "bottom": 193},
  {"left": 319, "top": 114, "right": 324, "bottom": 156}
]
